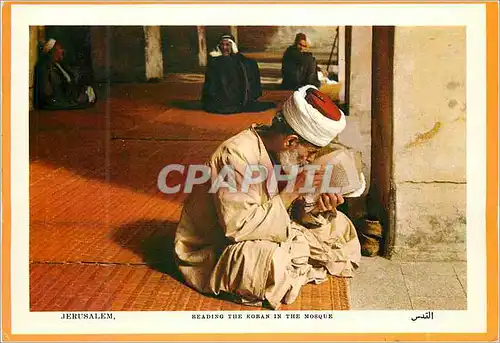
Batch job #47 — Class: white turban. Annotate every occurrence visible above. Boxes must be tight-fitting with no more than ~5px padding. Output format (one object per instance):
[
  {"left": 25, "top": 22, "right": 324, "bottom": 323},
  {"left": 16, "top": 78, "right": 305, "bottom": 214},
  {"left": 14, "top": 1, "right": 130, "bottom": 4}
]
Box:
[
  {"left": 43, "top": 38, "right": 56, "bottom": 53},
  {"left": 282, "top": 85, "right": 346, "bottom": 147}
]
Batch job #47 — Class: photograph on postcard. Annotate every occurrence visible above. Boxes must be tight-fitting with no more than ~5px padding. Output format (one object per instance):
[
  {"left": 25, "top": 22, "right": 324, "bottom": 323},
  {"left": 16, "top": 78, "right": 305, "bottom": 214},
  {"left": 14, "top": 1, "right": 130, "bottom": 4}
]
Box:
[
  {"left": 28, "top": 24, "right": 466, "bottom": 312},
  {"left": 3, "top": 2, "right": 496, "bottom": 339}
]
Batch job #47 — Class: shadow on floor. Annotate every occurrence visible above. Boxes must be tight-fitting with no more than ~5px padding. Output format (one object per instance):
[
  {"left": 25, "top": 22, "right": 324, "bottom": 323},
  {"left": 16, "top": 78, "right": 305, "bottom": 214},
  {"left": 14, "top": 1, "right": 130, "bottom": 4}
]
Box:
[
  {"left": 111, "top": 219, "right": 254, "bottom": 307},
  {"left": 245, "top": 101, "right": 277, "bottom": 113},
  {"left": 168, "top": 100, "right": 204, "bottom": 111},
  {"left": 168, "top": 100, "right": 276, "bottom": 113},
  {"left": 111, "top": 219, "right": 184, "bottom": 282}
]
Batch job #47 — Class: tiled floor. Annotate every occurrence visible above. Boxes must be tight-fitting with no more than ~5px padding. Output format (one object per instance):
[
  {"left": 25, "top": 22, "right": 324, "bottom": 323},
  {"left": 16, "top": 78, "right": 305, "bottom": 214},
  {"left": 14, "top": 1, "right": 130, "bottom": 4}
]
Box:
[
  {"left": 349, "top": 256, "right": 467, "bottom": 310},
  {"left": 29, "top": 82, "right": 352, "bottom": 311},
  {"left": 30, "top": 80, "right": 467, "bottom": 312}
]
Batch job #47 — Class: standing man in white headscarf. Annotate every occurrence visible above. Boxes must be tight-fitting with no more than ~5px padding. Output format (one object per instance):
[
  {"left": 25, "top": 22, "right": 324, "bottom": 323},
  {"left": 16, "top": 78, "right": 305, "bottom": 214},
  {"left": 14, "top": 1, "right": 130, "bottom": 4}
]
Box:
[
  {"left": 201, "top": 33, "right": 262, "bottom": 114},
  {"left": 175, "top": 85, "right": 361, "bottom": 309}
]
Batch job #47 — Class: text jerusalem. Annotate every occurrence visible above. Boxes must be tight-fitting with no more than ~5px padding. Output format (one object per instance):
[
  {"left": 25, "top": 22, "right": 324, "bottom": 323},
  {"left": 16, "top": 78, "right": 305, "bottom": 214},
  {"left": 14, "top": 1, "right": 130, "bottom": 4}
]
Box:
[{"left": 60, "top": 312, "right": 116, "bottom": 320}]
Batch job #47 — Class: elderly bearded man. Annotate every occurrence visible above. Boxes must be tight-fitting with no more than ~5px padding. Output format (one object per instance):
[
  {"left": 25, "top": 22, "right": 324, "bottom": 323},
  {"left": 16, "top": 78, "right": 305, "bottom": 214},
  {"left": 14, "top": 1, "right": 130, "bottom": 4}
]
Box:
[
  {"left": 201, "top": 34, "right": 262, "bottom": 114},
  {"left": 175, "top": 85, "right": 361, "bottom": 309}
]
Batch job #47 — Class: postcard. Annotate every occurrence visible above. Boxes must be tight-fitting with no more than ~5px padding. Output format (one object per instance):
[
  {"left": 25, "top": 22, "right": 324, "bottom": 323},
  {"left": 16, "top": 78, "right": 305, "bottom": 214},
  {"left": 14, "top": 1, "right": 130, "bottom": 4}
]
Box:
[{"left": 1, "top": 1, "right": 498, "bottom": 341}]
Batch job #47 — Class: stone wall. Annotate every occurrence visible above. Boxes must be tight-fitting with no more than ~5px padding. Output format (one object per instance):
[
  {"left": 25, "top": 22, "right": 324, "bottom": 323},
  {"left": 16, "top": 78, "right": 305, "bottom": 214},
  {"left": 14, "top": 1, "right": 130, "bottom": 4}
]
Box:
[
  {"left": 91, "top": 26, "right": 146, "bottom": 83},
  {"left": 340, "top": 26, "right": 372, "bottom": 184},
  {"left": 161, "top": 26, "right": 199, "bottom": 73},
  {"left": 29, "top": 26, "right": 40, "bottom": 111},
  {"left": 239, "top": 26, "right": 338, "bottom": 54},
  {"left": 392, "top": 27, "right": 466, "bottom": 261},
  {"left": 160, "top": 26, "right": 339, "bottom": 72}
]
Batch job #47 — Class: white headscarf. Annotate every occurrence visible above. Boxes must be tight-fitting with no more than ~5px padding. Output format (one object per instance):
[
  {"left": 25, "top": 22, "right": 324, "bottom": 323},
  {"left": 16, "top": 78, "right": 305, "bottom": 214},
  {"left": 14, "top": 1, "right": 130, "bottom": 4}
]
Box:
[
  {"left": 209, "top": 35, "right": 239, "bottom": 57},
  {"left": 282, "top": 85, "right": 346, "bottom": 147}
]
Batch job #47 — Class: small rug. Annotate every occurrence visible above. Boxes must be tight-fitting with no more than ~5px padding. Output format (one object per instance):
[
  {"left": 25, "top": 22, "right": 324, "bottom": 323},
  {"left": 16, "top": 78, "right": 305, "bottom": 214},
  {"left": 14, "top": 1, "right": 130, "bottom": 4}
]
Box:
[{"left": 29, "top": 263, "right": 350, "bottom": 311}]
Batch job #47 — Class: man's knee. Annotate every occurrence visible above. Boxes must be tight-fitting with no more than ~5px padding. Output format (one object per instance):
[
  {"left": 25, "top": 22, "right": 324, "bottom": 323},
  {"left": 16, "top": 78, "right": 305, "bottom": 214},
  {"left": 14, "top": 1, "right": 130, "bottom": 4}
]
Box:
[
  {"left": 290, "top": 231, "right": 310, "bottom": 266},
  {"left": 214, "top": 240, "right": 282, "bottom": 299}
]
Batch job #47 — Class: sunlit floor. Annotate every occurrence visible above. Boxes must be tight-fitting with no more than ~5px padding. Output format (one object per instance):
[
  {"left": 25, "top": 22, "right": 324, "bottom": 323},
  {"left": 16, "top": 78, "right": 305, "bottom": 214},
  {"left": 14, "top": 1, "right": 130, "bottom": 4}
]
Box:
[
  {"left": 350, "top": 257, "right": 467, "bottom": 310},
  {"left": 29, "top": 77, "right": 466, "bottom": 312},
  {"left": 29, "top": 80, "right": 352, "bottom": 312}
]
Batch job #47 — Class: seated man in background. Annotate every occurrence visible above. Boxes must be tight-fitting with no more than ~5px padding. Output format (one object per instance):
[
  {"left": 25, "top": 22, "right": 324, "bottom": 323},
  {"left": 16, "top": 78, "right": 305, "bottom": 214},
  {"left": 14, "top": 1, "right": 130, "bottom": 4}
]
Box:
[
  {"left": 201, "top": 34, "right": 262, "bottom": 114},
  {"left": 34, "top": 38, "right": 96, "bottom": 110},
  {"left": 175, "top": 85, "right": 361, "bottom": 309},
  {"left": 281, "top": 33, "right": 321, "bottom": 91}
]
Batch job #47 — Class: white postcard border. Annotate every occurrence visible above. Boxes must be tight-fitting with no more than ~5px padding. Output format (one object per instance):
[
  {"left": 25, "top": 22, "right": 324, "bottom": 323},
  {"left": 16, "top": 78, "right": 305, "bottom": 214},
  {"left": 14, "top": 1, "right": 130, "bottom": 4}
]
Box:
[{"left": 9, "top": 2, "right": 487, "bottom": 335}]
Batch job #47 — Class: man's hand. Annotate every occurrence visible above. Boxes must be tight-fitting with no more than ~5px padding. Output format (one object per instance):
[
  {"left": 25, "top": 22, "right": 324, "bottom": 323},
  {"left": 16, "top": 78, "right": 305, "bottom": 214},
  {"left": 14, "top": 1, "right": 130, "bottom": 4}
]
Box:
[
  {"left": 279, "top": 167, "right": 325, "bottom": 208},
  {"left": 294, "top": 167, "right": 325, "bottom": 194},
  {"left": 310, "top": 193, "right": 344, "bottom": 215}
]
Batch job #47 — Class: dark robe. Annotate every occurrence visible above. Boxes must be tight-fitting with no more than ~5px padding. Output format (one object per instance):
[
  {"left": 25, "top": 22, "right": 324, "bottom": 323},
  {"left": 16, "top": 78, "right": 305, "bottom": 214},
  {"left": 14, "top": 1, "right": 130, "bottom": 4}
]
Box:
[
  {"left": 201, "top": 53, "right": 262, "bottom": 114},
  {"left": 34, "top": 55, "right": 96, "bottom": 110},
  {"left": 281, "top": 45, "right": 321, "bottom": 90}
]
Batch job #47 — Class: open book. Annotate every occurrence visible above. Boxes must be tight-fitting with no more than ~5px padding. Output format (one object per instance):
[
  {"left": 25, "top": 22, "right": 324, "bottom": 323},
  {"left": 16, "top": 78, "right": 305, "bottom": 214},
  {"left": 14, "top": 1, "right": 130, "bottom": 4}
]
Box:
[{"left": 304, "top": 147, "right": 366, "bottom": 212}]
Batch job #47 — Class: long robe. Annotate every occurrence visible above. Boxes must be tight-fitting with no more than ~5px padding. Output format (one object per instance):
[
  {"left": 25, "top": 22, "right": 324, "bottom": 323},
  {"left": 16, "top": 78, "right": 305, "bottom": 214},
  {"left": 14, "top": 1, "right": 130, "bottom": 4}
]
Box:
[
  {"left": 34, "top": 56, "right": 95, "bottom": 110},
  {"left": 201, "top": 54, "right": 262, "bottom": 114},
  {"left": 174, "top": 127, "right": 361, "bottom": 309},
  {"left": 281, "top": 46, "right": 321, "bottom": 91}
]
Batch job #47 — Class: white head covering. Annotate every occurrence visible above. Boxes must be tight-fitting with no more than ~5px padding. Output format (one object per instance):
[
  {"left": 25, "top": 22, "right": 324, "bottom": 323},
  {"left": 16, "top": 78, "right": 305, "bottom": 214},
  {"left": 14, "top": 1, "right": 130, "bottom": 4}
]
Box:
[
  {"left": 209, "top": 34, "right": 239, "bottom": 57},
  {"left": 282, "top": 85, "right": 346, "bottom": 147},
  {"left": 42, "top": 38, "right": 57, "bottom": 53}
]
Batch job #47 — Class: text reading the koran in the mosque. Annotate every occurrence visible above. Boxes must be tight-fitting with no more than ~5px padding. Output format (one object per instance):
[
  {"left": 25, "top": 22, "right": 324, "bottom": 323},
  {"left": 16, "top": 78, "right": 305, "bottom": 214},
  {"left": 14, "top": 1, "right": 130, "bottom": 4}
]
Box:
[{"left": 191, "top": 313, "right": 334, "bottom": 320}]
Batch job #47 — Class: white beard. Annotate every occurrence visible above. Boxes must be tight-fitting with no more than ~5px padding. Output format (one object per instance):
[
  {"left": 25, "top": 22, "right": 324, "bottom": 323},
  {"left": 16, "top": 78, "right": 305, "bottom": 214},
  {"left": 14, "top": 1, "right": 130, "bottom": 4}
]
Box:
[{"left": 277, "top": 149, "right": 303, "bottom": 175}]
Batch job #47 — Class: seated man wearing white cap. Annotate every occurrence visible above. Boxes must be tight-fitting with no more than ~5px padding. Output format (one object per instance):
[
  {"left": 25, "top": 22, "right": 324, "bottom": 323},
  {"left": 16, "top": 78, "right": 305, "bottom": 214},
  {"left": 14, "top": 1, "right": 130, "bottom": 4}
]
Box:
[
  {"left": 201, "top": 34, "right": 262, "bottom": 114},
  {"left": 175, "top": 85, "right": 361, "bottom": 309},
  {"left": 34, "top": 38, "right": 96, "bottom": 110}
]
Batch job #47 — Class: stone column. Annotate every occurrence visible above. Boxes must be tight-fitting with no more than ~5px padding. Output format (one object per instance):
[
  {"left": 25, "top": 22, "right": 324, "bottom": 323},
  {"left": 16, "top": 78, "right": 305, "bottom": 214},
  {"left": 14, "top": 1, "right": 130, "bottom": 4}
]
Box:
[
  {"left": 29, "top": 26, "right": 43, "bottom": 110},
  {"left": 338, "top": 26, "right": 373, "bottom": 220},
  {"left": 37, "top": 26, "right": 46, "bottom": 42},
  {"left": 229, "top": 26, "right": 238, "bottom": 44},
  {"left": 392, "top": 27, "right": 467, "bottom": 261},
  {"left": 338, "top": 26, "right": 346, "bottom": 103},
  {"left": 90, "top": 27, "right": 110, "bottom": 82},
  {"left": 197, "top": 26, "right": 207, "bottom": 67},
  {"left": 143, "top": 26, "right": 164, "bottom": 81},
  {"left": 370, "top": 27, "right": 395, "bottom": 256}
]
